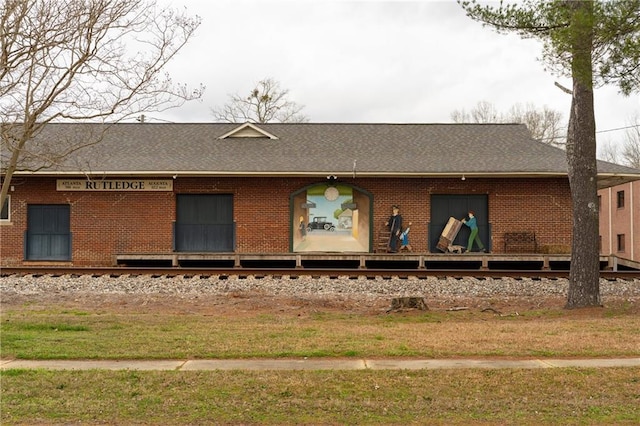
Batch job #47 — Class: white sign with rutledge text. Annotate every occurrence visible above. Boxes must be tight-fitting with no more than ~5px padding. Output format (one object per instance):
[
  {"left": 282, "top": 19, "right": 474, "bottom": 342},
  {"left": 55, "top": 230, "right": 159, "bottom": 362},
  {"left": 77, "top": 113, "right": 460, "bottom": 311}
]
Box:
[{"left": 56, "top": 179, "right": 173, "bottom": 191}]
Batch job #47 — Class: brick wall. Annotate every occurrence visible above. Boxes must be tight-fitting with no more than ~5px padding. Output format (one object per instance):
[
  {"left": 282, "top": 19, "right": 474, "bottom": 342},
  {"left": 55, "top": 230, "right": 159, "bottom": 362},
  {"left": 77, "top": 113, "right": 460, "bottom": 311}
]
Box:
[
  {"left": 0, "top": 177, "right": 174, "bottom": 266},
  {"left": 599, "top": 181, "right": 639, "bottom": 261},
  {"left": 0, "top": 176, "right": 573, "bottom": 266},
  {"left": 356, "top": 176, "right": 572, "bottom": 253}
]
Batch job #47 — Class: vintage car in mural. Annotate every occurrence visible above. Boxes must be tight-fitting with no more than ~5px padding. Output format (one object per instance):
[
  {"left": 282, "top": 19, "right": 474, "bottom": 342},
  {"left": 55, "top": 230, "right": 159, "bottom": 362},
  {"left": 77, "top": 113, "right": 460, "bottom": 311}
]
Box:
[{"left": 307, "top": 217, "right": 336, "bottom": 232}]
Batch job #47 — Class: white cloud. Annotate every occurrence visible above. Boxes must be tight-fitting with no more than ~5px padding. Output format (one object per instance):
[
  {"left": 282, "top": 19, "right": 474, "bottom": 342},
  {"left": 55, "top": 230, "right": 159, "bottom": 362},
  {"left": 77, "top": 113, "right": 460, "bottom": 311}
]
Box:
[{"left": 155, "top": 0, "right": 639, "bottom": 147}]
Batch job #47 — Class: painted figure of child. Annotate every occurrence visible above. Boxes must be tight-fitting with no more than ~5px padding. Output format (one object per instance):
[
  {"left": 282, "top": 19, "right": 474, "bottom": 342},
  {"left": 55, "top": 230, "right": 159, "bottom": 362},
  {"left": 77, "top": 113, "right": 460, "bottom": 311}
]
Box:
[{"left": 399, "top": 222, "right": 412, "bottom": 252}]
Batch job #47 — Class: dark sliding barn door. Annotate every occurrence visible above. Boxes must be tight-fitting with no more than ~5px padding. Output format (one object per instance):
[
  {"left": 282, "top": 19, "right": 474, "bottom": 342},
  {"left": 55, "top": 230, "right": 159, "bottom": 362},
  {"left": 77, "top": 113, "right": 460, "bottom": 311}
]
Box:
[
  {"left": 430, "top": 195, "right": 489, "bottom": 251},
  {"left": 175, "top": 194, "right": 234, "bottom": 252},
  {"left": 26, "top": 205, "right": 71, "bottom": 261}
]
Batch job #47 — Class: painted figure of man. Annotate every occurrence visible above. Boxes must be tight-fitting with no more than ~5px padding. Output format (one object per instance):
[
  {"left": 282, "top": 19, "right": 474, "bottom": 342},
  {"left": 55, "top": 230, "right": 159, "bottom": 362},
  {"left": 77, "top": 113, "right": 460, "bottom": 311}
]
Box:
[
  {"left": 385, "top": 205, "right": 403, "bottom": 253},
  {"left": 299, "top": 216, "right": 307, "bottom": 241},
  {"left": 461, "top": 210, "right": 486, "bottom": 253}
]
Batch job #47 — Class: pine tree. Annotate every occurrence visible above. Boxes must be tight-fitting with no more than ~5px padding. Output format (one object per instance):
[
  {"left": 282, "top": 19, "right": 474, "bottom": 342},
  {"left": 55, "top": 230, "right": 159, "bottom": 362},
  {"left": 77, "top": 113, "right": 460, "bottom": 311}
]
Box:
[{"left": 459, "top": 0, "right": 640, "bottom": 308}]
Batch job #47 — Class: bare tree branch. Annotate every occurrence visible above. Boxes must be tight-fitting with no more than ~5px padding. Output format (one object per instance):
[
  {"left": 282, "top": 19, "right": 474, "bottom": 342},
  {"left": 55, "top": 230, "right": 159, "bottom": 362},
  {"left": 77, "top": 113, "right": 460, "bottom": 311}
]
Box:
[
  {"left": 596, "top": 115, "right": 640, "bottom": 168},
  {"left": 598, "top": 139, "right": 621, "bottom": 164},
  {"left": 451, "top": 100, "right": 566, "bottom": 147},
  {"left": 622, "top": 115, "right": 640, "bottom": 168},
  {"left": 211, "top": 78, "right": 309, "bottom": 123},
  {"left": 0, "top": 0, "right": 205, "bottom": 206}
]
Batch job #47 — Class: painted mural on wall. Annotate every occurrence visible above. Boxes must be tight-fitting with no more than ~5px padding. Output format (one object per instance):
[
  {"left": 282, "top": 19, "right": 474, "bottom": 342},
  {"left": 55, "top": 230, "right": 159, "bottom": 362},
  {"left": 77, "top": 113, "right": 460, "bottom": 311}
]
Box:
[{"left": 293, "top": 184, "right": 369, "bottom": 252}]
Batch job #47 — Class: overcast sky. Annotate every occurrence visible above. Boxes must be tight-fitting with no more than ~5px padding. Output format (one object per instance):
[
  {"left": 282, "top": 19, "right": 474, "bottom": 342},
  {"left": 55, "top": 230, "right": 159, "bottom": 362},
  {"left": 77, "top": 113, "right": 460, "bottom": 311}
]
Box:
[{"left": 154, "top": 0, "right": 639, "bottom": 149}]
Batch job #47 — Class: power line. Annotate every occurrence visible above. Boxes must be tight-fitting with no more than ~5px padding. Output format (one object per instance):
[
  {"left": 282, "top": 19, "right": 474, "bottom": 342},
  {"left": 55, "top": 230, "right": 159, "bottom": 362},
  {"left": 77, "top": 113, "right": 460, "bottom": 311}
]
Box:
[
  {"left": 596, "top": 124, "right": 640, "bottom": 134},
  {"left": 539, "top": 123, "right": 639, "bottom": 143}
]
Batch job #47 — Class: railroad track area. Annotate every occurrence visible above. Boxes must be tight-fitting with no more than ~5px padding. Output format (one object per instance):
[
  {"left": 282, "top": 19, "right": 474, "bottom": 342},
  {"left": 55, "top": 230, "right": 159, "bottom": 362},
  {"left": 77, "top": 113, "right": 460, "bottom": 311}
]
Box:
[
  {"left": 3, "top": 267, "right": 638, "bottom": 313},
  {"left": 1, "top": 266, "right": 639, "bottom": 280}
]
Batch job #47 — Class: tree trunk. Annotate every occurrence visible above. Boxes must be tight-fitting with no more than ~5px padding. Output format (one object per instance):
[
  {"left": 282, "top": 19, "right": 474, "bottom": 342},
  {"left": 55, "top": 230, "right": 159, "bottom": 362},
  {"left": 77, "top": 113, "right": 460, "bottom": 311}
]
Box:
[
  {"left": 388, "top": 297, "right": 428, "bottom": 312},
  {"left": 0, "top": 131, "right": 26, "bottom": 209},
  {"left": 565, "top": 1, "right": 601, "bottom": 309}
]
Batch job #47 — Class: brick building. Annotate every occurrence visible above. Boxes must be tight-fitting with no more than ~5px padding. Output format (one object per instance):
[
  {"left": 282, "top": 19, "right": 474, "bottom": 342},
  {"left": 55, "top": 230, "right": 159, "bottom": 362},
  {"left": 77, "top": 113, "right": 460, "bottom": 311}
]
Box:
[
  {"left": 2, "top": 122, "right": 639, "bottom": 267},
  {"left": 599, "top": 181, "right": 639, "bottom": 262}
]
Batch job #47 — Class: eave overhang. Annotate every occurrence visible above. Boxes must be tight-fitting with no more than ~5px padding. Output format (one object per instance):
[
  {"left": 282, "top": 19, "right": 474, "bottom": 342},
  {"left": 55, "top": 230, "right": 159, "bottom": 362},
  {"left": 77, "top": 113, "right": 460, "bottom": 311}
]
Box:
[{"left": 11, "top": 170, "right": 640, "bottom": 189}]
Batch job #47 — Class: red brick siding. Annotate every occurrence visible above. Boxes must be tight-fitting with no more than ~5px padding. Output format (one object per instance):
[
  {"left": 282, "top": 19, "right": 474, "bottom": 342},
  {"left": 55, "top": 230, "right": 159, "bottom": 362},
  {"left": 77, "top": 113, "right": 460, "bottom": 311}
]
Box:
[
  {"left": 0, "top": 176, "right": 573, "bottom": 266},
  {"left": 599, "top": 182, "right": 640, "bottom": 261},
  {"left": 1, "top": 177, "right": 174, "bottom": 266}
]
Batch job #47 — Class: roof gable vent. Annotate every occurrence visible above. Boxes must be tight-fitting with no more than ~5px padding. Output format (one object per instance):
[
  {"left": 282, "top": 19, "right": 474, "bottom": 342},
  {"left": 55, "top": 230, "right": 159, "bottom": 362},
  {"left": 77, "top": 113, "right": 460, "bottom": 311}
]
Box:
[{"left": 217, "top": 122, "right": 278, "bottom": 140}]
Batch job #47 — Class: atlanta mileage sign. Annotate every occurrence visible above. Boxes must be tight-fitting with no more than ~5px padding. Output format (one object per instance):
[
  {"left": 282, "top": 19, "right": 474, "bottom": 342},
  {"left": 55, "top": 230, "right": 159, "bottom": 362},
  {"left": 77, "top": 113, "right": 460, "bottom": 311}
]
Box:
[{"left": 56, "top": 179, "right": 173, "bottom": 191}]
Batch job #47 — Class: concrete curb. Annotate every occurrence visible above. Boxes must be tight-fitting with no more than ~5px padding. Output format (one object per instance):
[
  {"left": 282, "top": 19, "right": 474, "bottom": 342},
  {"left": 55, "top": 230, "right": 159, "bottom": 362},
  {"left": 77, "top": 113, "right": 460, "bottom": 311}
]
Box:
[{"left": 2, "top": 358, "right": 639, "bottom": 371}]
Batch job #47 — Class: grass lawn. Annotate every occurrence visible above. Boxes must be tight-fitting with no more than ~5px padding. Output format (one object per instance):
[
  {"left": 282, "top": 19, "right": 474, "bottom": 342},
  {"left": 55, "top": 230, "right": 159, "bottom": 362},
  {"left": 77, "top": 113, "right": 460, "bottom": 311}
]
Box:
[
  {"left": 2, "top": 368, "right": 639, "bottom": 425},
  {"left": 1, "top": 297, "right": 639, "bottom": 424},
  {"left": 2, "top": 301, "right": 640, "bottom": 359}
]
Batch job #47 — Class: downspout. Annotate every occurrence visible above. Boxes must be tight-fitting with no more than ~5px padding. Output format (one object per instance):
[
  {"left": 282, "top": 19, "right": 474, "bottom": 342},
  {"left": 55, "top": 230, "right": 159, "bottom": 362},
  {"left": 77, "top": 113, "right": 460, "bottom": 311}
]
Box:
[
  {"left": 630, "top": 182, "right": 634, "bottom": 260},
  {"left": 607, "top": 187, "right": 612, "bottom": 255}
]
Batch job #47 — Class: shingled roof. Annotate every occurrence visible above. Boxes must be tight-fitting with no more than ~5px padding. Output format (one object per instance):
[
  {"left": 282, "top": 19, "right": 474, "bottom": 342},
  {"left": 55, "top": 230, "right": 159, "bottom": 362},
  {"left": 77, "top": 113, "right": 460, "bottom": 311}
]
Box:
[{"left": 17, "top": 122, "right": 640, "bottom": 188}]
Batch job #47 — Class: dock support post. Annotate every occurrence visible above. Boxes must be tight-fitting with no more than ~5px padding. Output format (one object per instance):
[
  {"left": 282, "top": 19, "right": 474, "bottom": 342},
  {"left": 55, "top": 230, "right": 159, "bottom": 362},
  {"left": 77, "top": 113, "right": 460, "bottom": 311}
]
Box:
[{"left": 542, "top": 256, "right": 550, "bottom": 270}]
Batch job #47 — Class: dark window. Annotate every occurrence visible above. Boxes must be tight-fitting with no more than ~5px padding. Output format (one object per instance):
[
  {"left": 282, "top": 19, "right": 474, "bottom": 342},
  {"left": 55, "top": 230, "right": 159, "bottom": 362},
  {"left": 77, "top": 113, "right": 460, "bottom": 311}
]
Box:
[
  {"left": 175, "top": 194, "right": 234, "bottom": 252},
  {"left": 617, "top": 234, "right": 625, "bottom": 252},
  {"left": 430, "top": 194, "right": 489, "bottom": 252},
  {"left": 617, "top": 191, "right": 625, "bottom": 208},
  {"left": 26, "top": 205, "right": 71, "bottom": 260},
  {"left": 599, "top": 235, "right": 602, "bottom": 253},
  {"left": 598, "top": 195, "right": 601, "bottom": 212},
  {"left": 1, "top": 196, "right": 9, "bottom": 221}
]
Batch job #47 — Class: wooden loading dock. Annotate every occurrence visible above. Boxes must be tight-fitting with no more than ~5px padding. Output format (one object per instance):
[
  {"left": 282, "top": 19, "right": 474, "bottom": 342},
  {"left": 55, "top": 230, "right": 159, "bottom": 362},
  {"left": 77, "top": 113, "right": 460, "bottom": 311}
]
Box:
[{"left": 115, "top": 252, "right": 638, "bottom": 272}]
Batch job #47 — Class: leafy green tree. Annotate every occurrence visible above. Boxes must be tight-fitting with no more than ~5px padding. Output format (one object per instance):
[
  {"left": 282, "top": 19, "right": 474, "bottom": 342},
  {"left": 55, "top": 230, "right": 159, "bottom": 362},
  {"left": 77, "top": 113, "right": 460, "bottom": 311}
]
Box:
[{"left": 459, "top": 0, "right": 640, "bottom": 308}]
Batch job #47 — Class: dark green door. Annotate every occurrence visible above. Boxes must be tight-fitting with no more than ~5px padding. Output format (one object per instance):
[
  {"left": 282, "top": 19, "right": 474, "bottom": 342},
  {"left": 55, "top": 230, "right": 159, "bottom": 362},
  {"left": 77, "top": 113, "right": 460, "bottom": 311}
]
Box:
[
  {"left": 175, "top": 195, "right": 234, "bottom": 252},
  {"left": 430, "top": 195, "right": 489, "bottom": 251},
  {"left": 26, "top": 205, "right": 71, "bottom": 260}
]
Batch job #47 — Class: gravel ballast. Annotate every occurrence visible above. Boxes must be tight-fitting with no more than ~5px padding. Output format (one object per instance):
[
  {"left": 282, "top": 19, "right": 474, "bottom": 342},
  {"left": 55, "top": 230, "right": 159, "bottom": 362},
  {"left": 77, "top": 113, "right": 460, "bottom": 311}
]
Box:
[{"left": 1, "top": 274, "right": 639, "bottom": 303}]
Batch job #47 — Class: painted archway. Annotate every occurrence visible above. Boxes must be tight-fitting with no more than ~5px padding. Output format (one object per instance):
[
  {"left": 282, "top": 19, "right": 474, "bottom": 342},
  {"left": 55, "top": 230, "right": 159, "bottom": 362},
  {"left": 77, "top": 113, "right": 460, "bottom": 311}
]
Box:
[{"left": 290, "top": 183, "right": 372, "bottom": 252}]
